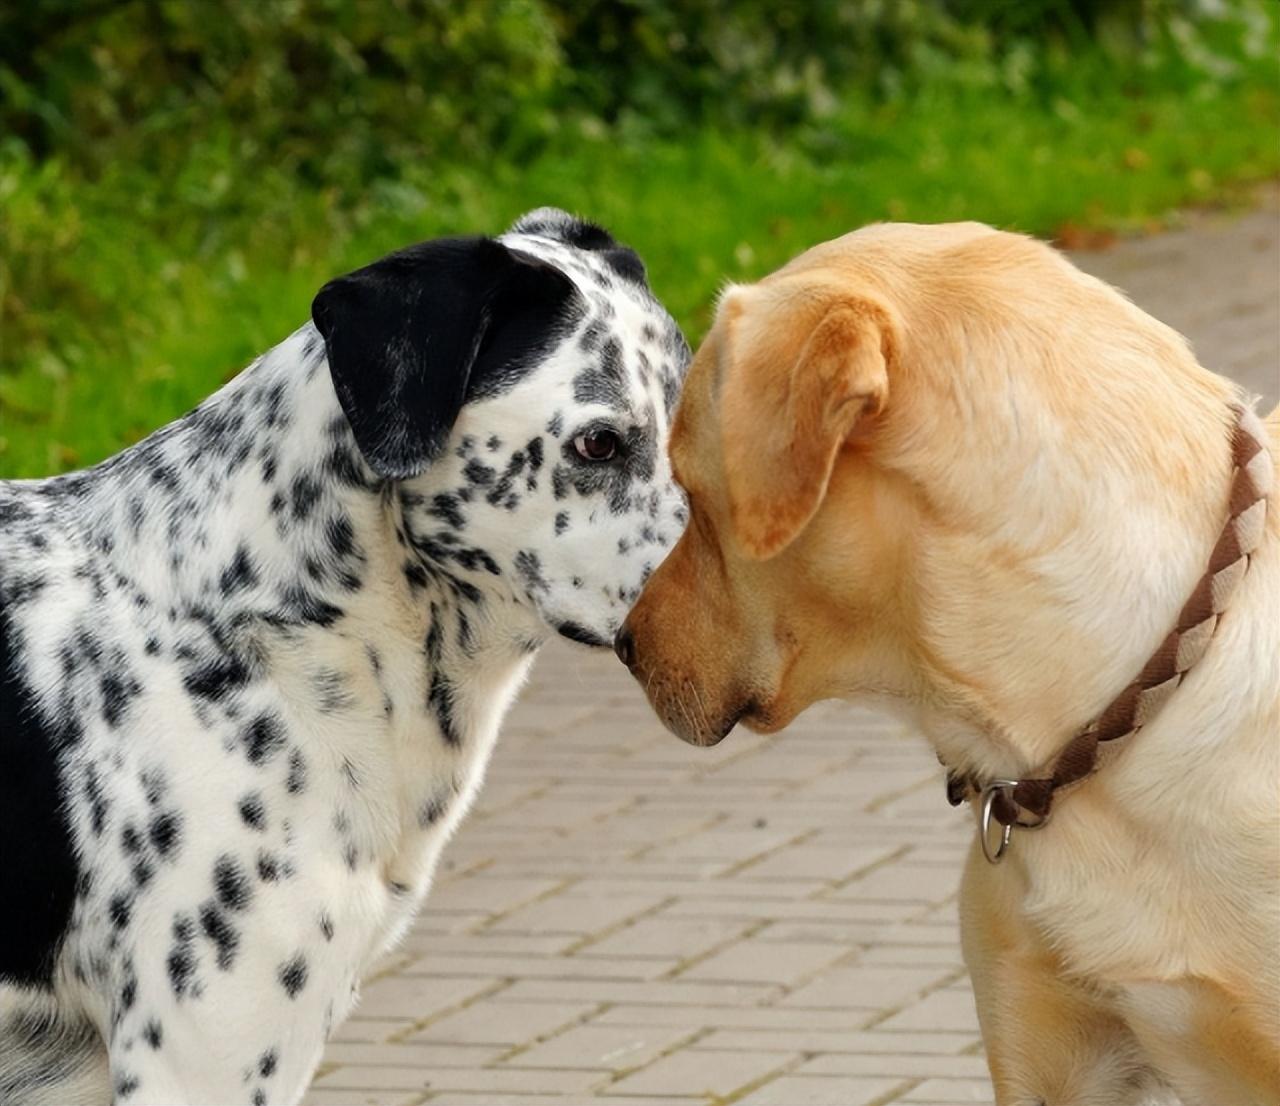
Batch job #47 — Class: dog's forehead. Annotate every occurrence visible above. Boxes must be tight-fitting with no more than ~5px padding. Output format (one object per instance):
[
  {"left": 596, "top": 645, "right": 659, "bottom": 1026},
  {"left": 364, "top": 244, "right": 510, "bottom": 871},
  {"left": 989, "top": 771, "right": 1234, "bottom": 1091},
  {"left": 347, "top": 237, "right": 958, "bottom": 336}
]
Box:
[{"left": 503, "top": 230, "right": 688, "bottom": 419}]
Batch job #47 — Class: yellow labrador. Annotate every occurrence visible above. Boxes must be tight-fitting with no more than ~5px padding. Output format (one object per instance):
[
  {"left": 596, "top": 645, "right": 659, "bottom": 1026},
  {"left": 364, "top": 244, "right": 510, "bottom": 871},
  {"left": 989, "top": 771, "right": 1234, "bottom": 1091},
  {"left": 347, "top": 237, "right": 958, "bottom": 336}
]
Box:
[{"left": 617, "top": 223, "right": 1279, "bottom": 1105}]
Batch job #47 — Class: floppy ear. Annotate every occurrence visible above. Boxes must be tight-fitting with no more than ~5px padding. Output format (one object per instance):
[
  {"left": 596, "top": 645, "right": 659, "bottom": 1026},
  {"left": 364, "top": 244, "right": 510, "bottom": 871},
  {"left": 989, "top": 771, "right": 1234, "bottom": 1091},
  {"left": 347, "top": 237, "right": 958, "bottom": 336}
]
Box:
[
  {"left": 719, "top": 288, "right": 893, "bottom": 560},
  {"left": 312, "top": 237, "right": 577, "bottom": 479}
]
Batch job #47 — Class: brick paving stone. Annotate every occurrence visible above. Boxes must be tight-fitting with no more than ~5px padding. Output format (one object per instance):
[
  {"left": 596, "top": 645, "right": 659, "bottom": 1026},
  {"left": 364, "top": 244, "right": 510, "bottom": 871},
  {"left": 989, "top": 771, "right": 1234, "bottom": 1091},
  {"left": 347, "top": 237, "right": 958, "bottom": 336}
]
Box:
[
  {"left": 334, "top": 1018, "right": 423, "bottom": 1044},
  {"left": 489, "top": 894, "right": 668, "bottom": 936},
  {"left": 874, "top": 988, "right": 984, "bottom": 1035},
  {"left": 406, "top": 1000, "right": 601, "bottom": 1046},
  {"left": 780, "top": 966, "right": 954, "bottom": 1011},
  {"left": 734, "top": 1074, "right": 910, "bottom": 1106},
  {"left": 424, "top": 876, "right": 566, "bottom": 916},
  {"left": 575, "top": 917, "right": 752, "bottom": 960},
  {"left": 502, "top": 1024, "right": 697, "bottom": 1072},
  {"left": 300, "top": 1090, "right": 421, "bottom": 1106},
  {"left": 313, "top": 1064, "right": 602, "bottom": 1095},
  {"left": 895, "top": 1076, "right": 999, "bottom": 1102},
  {"left": 691, "top": 1029, "right": 981, "bottom": 1054},
  {"left": 401, "top": 953, "right": 680, "bottom": 982},
  {"left": 322, "top": 1042, "right": 507, "bottom": 1069},
  {"left": 356, "top": 975, "right": 504, "bottom": 1022},
  {"left": 674, "top": 938, "right": 851, "bottom": 986},
  {"left": 799, "top": 1052, "right": 992, "bottom": 1079},
  {"left": 605, "top": 1047, "right": 802, "bottom": 1098},
  {"left": 307, "top": 207, "right": 1278, "bottom": 1105},
  {"left": 497, "top": 979, "right": 783, "bottom": 1007},
  {"left": 427, "top": 1097, "right": 698, "bottom": 1106}
]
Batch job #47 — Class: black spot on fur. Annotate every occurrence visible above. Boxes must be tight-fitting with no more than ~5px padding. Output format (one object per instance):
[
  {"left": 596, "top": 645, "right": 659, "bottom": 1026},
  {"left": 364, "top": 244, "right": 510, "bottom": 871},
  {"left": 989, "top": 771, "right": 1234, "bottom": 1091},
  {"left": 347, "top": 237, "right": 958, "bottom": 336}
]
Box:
[
  {"left": 219, "top": 546, "right": 259, "bottom": 597},
  {"left": 464, "top": 458, "right": 495, "bottom": 486},
  {"left": 199, "top": 900, "right": 240, "bottom": 970},
  {"left": 286, "top": 748, "right": 308, "bottom": 794},
  {"left": 430, "top": 494, "right": 466, "bottom": 530},
  {"left": 149, "top": 810, "right": 182, "bottom": 858},
  {"left": 238, "top": 793, "right": 266, "bottom": 831},
  {"left": 256, "top": 850, "right": 282, "bottom": 883},
  {"left": 183, "top": 655, "right": 251, "bottom": 701},
  {"left": 242, "top": 714, "right": 285, "bottom": 765},
  {"left": 427, "top": 672, "right": 460, "bottom": 747},
  {"left": 109, "top": 893, "right": 133, "bottom": 930},
  {"left": 213, "top": 855, "right": 253, "bottom": 912},
  {"left": 167, "top": 914, "right": 196, "bottom": 997},
  {"left": 290, "top": 473, "right": 322, "bottom": 520},
  {"left": 259, "top": 1048, "right": 278, "bottom": 1078},
  {"left": 143, "top": 1020, "right": 163, "bottom": 1049},
  {"left": 514, "top": 550, "right": 548, "bottom": 595},
  {"left": 278, "top": 954, "right": 308, "bottom": 998}
]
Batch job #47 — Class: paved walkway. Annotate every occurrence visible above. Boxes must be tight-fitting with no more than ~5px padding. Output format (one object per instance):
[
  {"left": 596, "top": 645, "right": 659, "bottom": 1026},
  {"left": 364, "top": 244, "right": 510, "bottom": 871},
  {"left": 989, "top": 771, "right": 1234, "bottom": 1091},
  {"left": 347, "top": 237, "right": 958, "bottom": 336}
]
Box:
[{"left": 305, "top": 206, "right": 1280, "bottom": 1106}]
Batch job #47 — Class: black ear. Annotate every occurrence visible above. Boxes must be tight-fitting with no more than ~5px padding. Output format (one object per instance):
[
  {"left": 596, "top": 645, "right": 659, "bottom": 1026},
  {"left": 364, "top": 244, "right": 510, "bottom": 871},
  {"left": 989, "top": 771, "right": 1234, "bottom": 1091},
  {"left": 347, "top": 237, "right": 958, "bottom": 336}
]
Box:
[
  {"left": 312, "top": 237, "right": 578, "bottom": 479},
  {"left": 508, "top": 207, "right": 648, "bottom": 287}
]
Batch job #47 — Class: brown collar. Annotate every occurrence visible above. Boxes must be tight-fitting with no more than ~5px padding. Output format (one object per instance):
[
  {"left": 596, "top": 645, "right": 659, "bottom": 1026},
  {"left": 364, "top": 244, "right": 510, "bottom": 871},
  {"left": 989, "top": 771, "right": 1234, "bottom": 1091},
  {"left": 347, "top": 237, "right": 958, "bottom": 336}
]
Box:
[{"left": 947, "top": 401, "right": 1273, "bottom": 863}]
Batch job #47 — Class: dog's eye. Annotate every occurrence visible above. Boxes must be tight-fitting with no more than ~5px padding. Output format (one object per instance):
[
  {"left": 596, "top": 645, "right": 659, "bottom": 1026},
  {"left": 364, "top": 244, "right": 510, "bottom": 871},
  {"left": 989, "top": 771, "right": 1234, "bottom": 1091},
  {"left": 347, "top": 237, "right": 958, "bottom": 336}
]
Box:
[{"left": 572, "top": 430, "right": 620, "bottom": 462}]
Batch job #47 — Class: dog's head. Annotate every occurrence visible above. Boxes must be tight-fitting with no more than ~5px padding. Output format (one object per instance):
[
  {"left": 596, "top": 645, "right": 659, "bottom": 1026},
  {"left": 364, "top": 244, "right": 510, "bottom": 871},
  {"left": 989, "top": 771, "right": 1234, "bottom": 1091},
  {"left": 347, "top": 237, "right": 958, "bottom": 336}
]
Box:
[
  {"left": 617, "top": 222, "right": 1235, "bottom": 767},
  {"left": 312, "top": 208, "right": 690, "bottom": 647}
]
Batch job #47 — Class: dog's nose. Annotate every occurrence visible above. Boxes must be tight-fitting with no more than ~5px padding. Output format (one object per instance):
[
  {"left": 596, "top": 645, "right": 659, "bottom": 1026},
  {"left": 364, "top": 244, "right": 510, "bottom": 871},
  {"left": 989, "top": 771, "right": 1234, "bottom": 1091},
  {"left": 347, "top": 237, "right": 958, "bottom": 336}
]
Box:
[{"left": 614, "top": 626, "right": 637, "bottom": 669}]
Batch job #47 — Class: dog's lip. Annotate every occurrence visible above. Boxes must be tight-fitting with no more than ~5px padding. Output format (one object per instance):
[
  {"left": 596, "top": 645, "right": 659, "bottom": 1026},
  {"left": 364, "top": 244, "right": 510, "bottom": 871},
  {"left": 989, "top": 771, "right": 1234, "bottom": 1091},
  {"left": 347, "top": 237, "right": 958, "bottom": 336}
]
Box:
[
  {"left": 555, "top": 621, "right": 612, "bottom": 649},
  {"left": 672, "top": 697, "right": 756, "bottom": 748}
]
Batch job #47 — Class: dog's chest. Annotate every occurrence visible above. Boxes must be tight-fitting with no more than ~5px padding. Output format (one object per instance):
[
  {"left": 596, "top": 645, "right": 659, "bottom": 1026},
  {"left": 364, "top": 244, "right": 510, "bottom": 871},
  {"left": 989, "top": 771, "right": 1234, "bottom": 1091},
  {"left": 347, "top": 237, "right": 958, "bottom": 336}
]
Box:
[{"left": 262, "top": 615, "right": 537, "bottom": 965}]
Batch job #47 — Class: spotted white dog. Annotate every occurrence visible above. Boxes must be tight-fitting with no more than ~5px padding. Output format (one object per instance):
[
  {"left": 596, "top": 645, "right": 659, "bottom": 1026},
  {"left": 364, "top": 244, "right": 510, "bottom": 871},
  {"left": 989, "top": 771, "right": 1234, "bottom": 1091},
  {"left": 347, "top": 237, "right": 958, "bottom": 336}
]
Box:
[{"left": 0, "top": 209, "right": 689, "bottom": 1105}]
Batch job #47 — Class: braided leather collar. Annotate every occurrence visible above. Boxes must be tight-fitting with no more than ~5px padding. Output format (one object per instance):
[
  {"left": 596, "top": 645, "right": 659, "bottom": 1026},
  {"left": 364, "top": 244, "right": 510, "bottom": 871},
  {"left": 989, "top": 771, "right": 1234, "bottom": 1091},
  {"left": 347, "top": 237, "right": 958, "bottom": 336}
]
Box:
[{"left": 947, "top": 402, "right": 1273, "bottom": 862}]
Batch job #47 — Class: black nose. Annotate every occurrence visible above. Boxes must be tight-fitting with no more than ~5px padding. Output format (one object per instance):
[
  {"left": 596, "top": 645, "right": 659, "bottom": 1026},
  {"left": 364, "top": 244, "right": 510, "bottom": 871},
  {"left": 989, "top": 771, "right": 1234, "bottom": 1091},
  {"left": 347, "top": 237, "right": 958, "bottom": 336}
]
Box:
[{"left": 614, "top": 626, "right": 637, "bottom": 669}]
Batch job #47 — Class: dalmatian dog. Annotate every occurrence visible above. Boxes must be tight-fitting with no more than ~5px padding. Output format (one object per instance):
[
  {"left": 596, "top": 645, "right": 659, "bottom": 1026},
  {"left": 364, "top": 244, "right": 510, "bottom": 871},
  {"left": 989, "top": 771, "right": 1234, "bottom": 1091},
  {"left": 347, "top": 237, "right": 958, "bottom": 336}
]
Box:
[{"left": 0, "top": 208, "right": 689, "bottom": 1105}]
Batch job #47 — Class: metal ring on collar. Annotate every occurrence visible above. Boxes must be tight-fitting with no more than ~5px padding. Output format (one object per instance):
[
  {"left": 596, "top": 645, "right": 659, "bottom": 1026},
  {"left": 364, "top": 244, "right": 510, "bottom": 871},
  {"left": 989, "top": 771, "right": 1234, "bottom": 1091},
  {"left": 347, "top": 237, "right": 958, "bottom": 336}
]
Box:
[{"left": 980, "top": 783, "right": 1015, "bottom": 864}]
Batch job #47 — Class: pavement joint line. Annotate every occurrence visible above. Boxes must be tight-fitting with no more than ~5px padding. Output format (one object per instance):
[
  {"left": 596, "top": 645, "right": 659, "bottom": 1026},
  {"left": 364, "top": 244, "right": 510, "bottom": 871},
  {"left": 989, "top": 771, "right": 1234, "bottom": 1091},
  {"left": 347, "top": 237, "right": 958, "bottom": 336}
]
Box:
[
  {"left": 562, "top": 896, "right": 680, "bottom": 956},
  {"left": 717, "top": 827, "right": 823, "bottom": 880},
  {"left": 386, "top": 978, "right": 514, "bottom": 1042},
  {"left": 470, "top": 779, "right": 557, "bottom": 823},
  {"left": 489, "top": 1000, "right": 613, "bottom": 1065},
  {"left": 868, "top": 1077, "right": 927, "bottom": 1106},
  {"left": 770, "top": 750, "right": 871, "bottom": 797},
  {"left": 862, "top": 772, "right": 942, "bottom": 815},
  {"left": 589, "top": 1027, "right": 712, "bottom": 1094},
  {"left": 712, "top": 1050, "right": 814, "bottom": 1106},
  {"left": 363, "top": 951, "right": 418, "bottom": 986},
  {"left": 630, "top": 808, "right": 731, "bottom": 861},
  {"left": 472, "top": 875, "right": 579, "bottom": 934},
  {"left": 856, "top": 965, "right": 972, "bottom": 1032},
  {"left": 776, "top": 943, "right": 865, "bottom": 996},
  {"left": 594, "top": 1025, "right": 718, "bottom": 1091},
  {"left": 814, "top": 842, "right": 914, "bottom": 896},
  {"left": 902, "top": 891, "right": 960, "bottom": 922},
  {"left": 658, "top": 919, "right": 773, "bottom": 981}
]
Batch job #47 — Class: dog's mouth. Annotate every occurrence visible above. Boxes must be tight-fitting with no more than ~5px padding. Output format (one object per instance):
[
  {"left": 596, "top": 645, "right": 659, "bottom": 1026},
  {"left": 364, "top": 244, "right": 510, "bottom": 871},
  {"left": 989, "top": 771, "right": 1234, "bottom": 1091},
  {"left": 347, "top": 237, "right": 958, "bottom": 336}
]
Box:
[
  {"left": 555, "top": 621, "right": 612, "bottom": 649},
  {"left": 661, "top": 689, "right": 759, "bottom": 748}
]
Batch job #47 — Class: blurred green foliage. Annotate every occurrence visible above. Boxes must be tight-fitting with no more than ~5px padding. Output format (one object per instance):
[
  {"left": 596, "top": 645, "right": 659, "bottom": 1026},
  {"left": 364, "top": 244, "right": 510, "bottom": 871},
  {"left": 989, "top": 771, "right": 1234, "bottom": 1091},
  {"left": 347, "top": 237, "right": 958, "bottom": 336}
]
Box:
[
  {"left": 1, "top": 0, "right": 1278, "bottom": 476},
  {"left": 5, "top": 0, "right": 1273, "bottom": 178}
]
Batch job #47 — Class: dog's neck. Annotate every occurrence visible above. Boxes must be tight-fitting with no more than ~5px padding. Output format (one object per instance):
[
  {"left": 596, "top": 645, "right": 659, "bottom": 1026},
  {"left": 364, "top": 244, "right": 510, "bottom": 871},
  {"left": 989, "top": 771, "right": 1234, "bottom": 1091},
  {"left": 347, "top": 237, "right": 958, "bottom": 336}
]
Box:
[
  {"left": 49, "top": 325, "right": 546, "bottom": 669},
  {"left": 909, "top": 379, "right": 1255, "bottom": 784}
]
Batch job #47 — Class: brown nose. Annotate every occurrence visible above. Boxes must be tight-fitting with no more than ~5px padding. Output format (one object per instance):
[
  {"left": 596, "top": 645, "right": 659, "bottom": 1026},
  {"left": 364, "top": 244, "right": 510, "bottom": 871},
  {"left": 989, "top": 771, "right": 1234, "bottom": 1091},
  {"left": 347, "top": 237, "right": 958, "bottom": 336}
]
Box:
[{"left": 614, "top": 625, "right": 637, "bottom": 669}]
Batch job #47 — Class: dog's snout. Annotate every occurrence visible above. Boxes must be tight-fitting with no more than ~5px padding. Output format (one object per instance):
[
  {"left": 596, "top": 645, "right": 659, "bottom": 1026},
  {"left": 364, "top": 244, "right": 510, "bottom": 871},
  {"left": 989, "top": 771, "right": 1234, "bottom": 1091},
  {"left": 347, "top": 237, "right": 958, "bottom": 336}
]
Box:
[{"left": 614, "top": 625, "right": 637, "bottom": 669}]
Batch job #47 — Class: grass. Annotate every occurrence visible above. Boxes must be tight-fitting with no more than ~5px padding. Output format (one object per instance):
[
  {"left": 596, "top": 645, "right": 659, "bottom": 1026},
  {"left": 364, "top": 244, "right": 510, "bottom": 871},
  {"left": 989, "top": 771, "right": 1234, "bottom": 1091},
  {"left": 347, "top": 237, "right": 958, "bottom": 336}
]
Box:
[{"left": 2, "top": 74, "right": 1279, "bottom": 479}]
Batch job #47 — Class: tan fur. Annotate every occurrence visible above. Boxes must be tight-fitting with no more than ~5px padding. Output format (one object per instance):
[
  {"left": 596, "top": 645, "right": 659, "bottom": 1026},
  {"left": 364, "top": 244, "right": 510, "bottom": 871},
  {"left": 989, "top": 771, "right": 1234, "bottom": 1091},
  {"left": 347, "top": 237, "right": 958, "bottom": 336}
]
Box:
[{"left": 623, "top": 222, "right": 1280, "bottom": 1104}]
